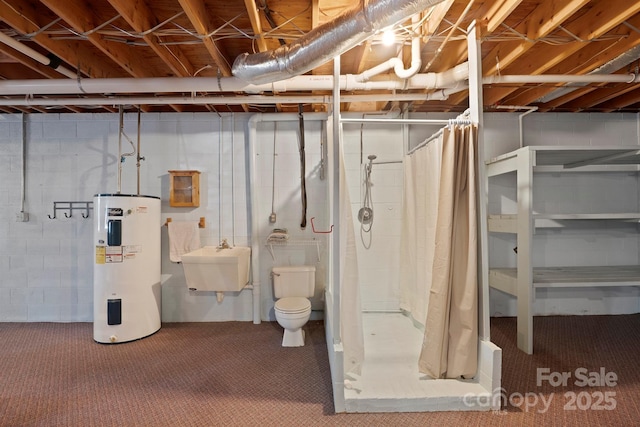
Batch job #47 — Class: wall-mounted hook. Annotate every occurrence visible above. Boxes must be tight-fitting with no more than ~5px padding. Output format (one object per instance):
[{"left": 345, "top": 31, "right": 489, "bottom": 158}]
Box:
[
  {"left": 48, "top": 201, "right": 60, "bottom": 219},
  {"left": 82, "top": 201, "right": 91, "bottom": 218},
  {"left": 310, "top": 217, "right": 333, "bottom": 234},
  {"left": 48, "top": 201, "right": 93, "bottom": 219}
]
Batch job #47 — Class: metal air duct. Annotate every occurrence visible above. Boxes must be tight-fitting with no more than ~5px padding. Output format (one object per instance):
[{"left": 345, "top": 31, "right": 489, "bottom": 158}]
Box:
[{"left": 231, "top": 0, "right": 447, "bottom": 84}]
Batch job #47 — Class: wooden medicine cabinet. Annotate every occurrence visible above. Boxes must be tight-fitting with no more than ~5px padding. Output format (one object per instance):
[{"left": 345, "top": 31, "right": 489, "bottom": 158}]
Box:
[{"left": 169, "top": 170, "right": 201, "bottom": 207}]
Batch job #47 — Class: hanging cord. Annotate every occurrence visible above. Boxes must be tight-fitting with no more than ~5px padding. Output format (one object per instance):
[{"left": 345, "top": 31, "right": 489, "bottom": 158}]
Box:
[
  {"left": 297, "top": 104, "right": 307, "bottom": 229},
  {"left": 360, "top": 161, "right": 374, "bottom": 249}
]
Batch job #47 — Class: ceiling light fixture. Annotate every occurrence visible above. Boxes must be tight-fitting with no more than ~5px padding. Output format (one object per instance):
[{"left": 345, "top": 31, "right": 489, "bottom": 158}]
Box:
[{"left": 382, "top": 29, "right": 396, "bottom": 46}]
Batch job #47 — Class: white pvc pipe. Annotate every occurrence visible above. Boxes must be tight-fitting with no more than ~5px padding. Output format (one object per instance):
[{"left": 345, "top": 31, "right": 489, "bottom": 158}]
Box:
[
  {"left": 331, "top": 56, "right": 341, "bottom": 346},
  {"left": 484, "top": 74, "right": 640, "bottom": 84},
  {"left": 341, "top": 118, "right": 454, "bottom": 125},
  {"left": 0, "top": 67, "right": 470, "bottom": 96},
  {"left": 493, "top": 105, "right": 538, "bottom": 148},
  {"left": 0, "top": 32, "right": 77, "bottom": 79},
  {"left": 247, "top": 112, "right": 328, "bottom": 324},
  {"left": 0, "top": 91, "right": 455, "bottom": 107},
  {"left": 393, "top": 15, "right": 422, "bottom": 79},
  {"left": 1, "top": 67, "right": 639, "bottom": 99},
  {"left": 355, "top": 15, "right": 422, "bottom": 82}
]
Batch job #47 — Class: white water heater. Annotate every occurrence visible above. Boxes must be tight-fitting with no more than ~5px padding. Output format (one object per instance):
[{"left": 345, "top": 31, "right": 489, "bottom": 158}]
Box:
[{"left": 93, "top": 194, "right": 161, "bottom": 344}]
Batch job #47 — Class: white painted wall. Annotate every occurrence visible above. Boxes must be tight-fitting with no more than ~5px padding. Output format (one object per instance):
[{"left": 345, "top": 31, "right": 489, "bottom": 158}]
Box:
[
  {"left": 342, "top": 111, "right": 640, "bottom": 317},
  {"left": 0, "top": 112, "right": 328, "bottom": 322},
  {"left": 486, "top": 112, "right": 640, "bottom": 316},
  {"left": 0, "top": 111, "right": 638, "bottom": 322}
]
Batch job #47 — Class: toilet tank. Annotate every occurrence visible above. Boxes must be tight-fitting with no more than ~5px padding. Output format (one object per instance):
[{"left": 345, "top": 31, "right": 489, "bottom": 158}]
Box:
[{"left": 272, "top": 265, "right": 316, "bottom": 298}]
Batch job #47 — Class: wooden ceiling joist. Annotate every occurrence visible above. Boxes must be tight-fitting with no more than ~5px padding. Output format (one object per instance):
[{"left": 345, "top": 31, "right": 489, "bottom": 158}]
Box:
[
  {"left": 484, "top": 0, "right": 640, "bottom": 107},
  {"left": 107, "top": 0, "right": 196, "bottom": 77},
  {"left": 178, "top": 0, "right": 232, "bottom": 77}
]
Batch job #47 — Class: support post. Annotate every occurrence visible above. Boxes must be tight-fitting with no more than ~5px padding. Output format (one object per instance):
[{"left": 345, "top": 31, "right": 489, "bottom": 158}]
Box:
[
  {"left": 517, "top": 149, "right": 534, "bottom": 354},
  {"left": 467, "top": 20, "right": 490, "bottom": 341}
]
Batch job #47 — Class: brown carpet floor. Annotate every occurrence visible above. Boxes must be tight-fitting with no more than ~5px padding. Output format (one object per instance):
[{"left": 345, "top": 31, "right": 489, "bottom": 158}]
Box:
[{"left": 1, "top": 316, "right": 640, "bottom": 426}]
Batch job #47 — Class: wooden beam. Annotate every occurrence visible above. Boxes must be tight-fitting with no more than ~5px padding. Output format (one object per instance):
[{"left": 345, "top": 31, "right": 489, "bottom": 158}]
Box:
[
  {"left": 416, "top": 0, "right": 519, "bottom": 110},
  {"left": 555, "top": 83, "right": 640, "bottom": 111},
  {"left": 0, "top": 43, "right": 66, "bottom": 79},
  {"left": 107, "top": 0, "right": 195, "bottom": 77},
  {"left": 483, "top": 0, "right": 589, "bottom": 77},
  {"left": 0, "top": 0, "right": 124, "bottom": 78},
  {"left": 482, "top": 0, "right": 524, "bottom": 34},
  {"left": 177, "top": 0, "right": 232, "bottom": 76},
  {"left": 597, "top": 86, "right": 640, "bottom": 111},
  {"left": 40, "top": 0, "right": 164, "bottom": 78},
  {"left": 423, "top": 0, "right": 455, "bottom": 39},
  {"left": 311, "top": 0, "right": 320, "bottom": 29},
  {"left": 243, "top": 0, "right": 268, "bottom": 52},
  {"left": 501, "top": 13, "right": 640, "bottom": 107},
  {"left": 484, "top": 0, "right": 640, "bottom": 106}
]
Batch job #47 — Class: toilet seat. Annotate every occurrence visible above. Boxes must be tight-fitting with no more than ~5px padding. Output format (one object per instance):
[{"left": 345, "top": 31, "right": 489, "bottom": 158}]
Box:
[{"left": 275, "top": 297, "right": 311, "bottom": 314}]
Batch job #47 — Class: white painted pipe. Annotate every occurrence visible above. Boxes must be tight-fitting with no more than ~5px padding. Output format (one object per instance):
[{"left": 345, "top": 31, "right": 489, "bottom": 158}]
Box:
[
  {"left": 0, "top": 32, "right": 77, "bottom": 79},
  {"left": 0, "top": 91, "right": 454, "bottom": 107},
  {"left": 356, "top": 15, "right": 423, "bottom": 82},
  {"left": 393, "top": 15, "right": 422, "bottom": 79},
  {"left": 484, "top": 74, "right": 640, "bottom": 84},
  {"left": 1, "top": 68, "right": 638, "bottom": 98},
  {"left": 341, "top": 117, "right": 454, "bottom": 125},
  {"left": 493, "top": 105, "right": 538, "bottom": 148},
  {"left": 0, "top": 72, "right": 464, "bottom": 96},
  {"left": 246, "top": 112, "right": 328, "bottom": 324}
]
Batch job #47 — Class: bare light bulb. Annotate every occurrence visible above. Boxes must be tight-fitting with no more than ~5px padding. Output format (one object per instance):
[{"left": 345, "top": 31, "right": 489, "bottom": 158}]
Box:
[{"left": 382, "top": 29, "right": 396, "bottom": 46}]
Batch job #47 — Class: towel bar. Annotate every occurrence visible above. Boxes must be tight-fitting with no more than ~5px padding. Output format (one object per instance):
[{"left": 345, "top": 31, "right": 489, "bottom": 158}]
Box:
[{"left": 164, "top": 217, "right": 205, "bottom": 228}]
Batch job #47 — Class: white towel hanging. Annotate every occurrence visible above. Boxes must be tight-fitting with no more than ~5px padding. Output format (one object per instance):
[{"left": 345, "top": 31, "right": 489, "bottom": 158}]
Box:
[{"left": 168, "top": 221, "right": 201, "bottom": 262}]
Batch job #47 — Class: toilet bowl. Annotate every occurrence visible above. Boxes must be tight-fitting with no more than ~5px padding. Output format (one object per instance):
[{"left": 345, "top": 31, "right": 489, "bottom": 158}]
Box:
[
  {"left": 272, "top": 266, "right": 315, "bottom": 347},
  {"left": 275, "top": 297, "right": 311, "bottom": 347}
]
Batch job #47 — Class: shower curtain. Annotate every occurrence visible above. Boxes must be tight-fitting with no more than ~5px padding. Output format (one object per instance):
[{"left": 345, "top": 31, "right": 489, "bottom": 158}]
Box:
[
  {"left": 339, "top": 136, "right": 365, "bottom": 376},
  {"left": 400, "top": 124, "right": 478, "bottom": 379}
]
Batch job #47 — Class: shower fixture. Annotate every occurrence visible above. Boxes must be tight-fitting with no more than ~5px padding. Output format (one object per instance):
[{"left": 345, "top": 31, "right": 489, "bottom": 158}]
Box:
[{"left": 358, "top": 154, "right": 376, "bottom": 249}]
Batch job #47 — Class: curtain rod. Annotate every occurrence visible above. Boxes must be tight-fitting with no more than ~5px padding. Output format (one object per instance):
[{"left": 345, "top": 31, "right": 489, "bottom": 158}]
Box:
[
  {"left": 407, "top": 128, "right": 445, "bottom": 155},
  {"left": 406, "top": 111, "right": 473, "bottom": 155}
]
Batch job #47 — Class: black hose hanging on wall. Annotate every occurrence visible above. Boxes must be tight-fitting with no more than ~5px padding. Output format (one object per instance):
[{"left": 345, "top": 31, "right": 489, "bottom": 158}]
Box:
[{"left": 297, "top": 104, "right": 307, "bottom": 229}]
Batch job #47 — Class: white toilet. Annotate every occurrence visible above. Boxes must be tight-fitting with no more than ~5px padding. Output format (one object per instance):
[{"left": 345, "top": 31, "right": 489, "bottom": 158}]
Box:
[{"left": 272, "top": 265, "right": 316, "bottom": 347}]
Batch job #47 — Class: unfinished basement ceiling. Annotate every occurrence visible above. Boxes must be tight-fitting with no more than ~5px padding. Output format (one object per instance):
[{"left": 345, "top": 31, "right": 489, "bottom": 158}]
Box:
[{"left": 1, "top": 0, "right": 640, "bottom": 114}]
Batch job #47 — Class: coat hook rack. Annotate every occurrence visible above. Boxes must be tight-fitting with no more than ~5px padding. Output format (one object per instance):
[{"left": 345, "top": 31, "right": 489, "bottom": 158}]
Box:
[{"left": 48, "top": 201, "right": 93, "bottom": 219}]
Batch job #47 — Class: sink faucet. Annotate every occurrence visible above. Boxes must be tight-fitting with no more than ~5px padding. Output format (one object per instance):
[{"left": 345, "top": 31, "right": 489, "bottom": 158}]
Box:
[{"left": 219, "top": 238, "right": 231, "bottom": 249}]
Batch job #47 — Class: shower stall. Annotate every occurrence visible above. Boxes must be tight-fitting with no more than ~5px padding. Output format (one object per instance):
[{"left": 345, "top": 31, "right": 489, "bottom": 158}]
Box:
[{"left": 324, "top": 114, "right": 501, "bottom": 412}]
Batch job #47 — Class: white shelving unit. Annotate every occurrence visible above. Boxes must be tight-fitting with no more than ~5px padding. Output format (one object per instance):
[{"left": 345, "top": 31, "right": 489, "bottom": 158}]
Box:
[{"left": 486, "top": 145, "right": 640, "bottom": 354}]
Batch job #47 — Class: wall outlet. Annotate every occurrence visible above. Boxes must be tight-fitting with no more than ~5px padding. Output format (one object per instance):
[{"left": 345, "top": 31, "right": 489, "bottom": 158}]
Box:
[{"left": 15, "top": 212, "right": 29, "bottom": 222}]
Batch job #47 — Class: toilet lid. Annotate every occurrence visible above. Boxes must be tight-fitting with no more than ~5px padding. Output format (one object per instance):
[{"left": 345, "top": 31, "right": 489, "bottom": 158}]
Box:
[{"left": 275, "top": 297, "right": 311, "bottom": 314}]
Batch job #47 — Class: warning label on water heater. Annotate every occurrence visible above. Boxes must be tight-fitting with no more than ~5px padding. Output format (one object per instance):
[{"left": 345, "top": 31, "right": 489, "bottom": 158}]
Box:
[
  {"left": 105, "top": 246, "right": 123, "bottom": 263},
  {"left": 95, "top": 246, "right": 105, "bottom": 264}
]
